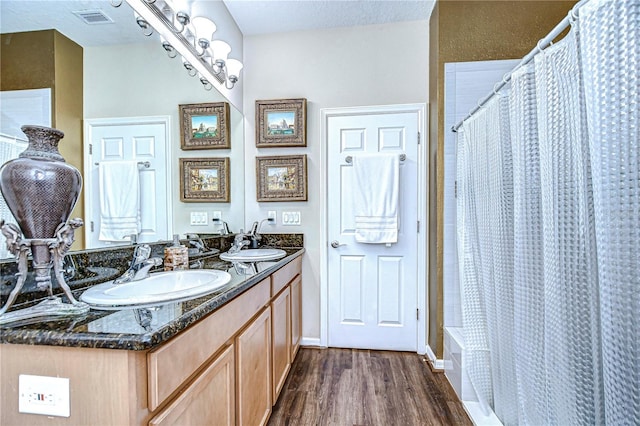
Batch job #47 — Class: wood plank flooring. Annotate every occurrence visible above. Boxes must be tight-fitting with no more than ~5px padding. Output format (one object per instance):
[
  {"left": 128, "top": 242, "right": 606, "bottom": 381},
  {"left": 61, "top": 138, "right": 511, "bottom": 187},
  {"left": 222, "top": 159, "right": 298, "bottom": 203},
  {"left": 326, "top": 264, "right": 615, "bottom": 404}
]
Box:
[{"left": 268, "top": 348, "right": 472, "bottom": 426}]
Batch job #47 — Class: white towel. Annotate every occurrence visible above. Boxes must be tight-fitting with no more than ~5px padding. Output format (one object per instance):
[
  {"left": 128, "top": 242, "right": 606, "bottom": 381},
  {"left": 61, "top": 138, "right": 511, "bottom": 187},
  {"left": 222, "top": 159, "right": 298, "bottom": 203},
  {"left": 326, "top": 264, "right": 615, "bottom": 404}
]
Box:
[
  {"left": 98, "top": 161, "right": 141, "bottom": 241},
  {"left": 352, "top": 153, "right": 399, "bottom": 244}
]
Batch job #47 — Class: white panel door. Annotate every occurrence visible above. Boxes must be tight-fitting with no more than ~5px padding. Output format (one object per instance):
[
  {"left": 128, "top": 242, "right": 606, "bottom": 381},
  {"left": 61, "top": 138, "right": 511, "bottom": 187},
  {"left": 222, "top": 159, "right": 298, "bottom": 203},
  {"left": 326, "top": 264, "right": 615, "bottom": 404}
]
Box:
[
  {"left": 85, "top": 118, "right": 170, "bottom": 248},
  {"left": 327, "top": 109, "right": 420, "bottom": 351}
]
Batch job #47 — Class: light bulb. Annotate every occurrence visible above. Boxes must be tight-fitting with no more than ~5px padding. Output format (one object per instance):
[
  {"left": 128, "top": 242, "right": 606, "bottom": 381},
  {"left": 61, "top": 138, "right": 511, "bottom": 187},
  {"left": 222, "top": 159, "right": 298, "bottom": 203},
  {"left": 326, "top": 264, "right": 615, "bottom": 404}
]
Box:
[
  {"left": 210, "top": 40, "right": 231, "bottom": 69},
  {"left": 225, "top": 59, "right": 243, "bottom": 81},
  {"left": 191, "top": 16, "right": 216, "bottom": 50}
]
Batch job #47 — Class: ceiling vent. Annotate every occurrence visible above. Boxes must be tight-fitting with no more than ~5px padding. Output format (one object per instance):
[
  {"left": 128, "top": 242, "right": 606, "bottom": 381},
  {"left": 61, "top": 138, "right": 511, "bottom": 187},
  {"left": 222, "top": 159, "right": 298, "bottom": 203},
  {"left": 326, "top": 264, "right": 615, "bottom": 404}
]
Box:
[{"left": 72, "top": 10, "right": 114, "bottom": 25}]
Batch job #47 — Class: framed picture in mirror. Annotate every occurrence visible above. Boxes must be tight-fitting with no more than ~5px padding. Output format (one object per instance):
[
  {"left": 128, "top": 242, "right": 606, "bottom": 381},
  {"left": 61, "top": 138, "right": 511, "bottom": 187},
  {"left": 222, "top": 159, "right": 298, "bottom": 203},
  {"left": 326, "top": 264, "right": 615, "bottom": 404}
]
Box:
[
  {"left": 256, "top": 155, "right": 307, "bottom": 202},
  {"left": 256, "top": 98, "right": 307, "bottom": 147},
  {"left": 179, "top": 158, "right": 230, "bottom": 202},
  {"left": 179, "top": 102, "right": 230, "bottom": 150}
]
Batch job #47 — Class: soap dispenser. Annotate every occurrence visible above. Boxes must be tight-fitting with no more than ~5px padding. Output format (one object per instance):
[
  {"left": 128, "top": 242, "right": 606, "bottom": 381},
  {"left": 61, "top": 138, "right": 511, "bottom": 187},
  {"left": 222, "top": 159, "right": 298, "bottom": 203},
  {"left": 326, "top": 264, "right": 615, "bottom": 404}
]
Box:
[{"left": 164, "top": 234, "right": 189, "bottom": 271}]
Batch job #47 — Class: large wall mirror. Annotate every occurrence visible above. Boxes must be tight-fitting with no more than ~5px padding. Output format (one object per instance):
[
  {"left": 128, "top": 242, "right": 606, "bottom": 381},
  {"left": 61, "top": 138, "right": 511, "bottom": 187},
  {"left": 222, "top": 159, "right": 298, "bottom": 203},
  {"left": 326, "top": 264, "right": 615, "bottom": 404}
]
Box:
[{"left": 0, "top": 0, "right": 245, "bottom": 258}]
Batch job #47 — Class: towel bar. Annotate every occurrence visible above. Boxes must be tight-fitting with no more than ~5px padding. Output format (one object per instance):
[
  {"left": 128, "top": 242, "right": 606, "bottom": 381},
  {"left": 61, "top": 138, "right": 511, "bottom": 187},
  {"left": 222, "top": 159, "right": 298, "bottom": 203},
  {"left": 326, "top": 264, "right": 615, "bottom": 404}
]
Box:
[
  {"left": 345, "top": 154, "right": 406, "bottom": 164},
  {"left": 94, "top": 161, "right": 151, "bottom": 168}
]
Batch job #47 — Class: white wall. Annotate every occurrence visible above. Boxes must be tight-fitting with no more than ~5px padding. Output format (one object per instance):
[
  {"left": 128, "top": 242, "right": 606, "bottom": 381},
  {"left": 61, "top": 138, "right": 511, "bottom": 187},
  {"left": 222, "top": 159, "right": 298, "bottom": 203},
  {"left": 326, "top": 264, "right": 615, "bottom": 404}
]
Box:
[
  {"left": 243, "top": 21, "right": 429, "bottom": 341},
  {"left": 84, "top": 42, "right": 245, "bottom": 239}
]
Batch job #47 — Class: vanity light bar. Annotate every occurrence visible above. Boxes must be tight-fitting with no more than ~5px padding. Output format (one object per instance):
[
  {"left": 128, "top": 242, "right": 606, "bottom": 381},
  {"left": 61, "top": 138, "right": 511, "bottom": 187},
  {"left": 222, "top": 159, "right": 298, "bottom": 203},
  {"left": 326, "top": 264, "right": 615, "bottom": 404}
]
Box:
[{"left": 126, "top": 0, "right": 226, "bottom": 85}]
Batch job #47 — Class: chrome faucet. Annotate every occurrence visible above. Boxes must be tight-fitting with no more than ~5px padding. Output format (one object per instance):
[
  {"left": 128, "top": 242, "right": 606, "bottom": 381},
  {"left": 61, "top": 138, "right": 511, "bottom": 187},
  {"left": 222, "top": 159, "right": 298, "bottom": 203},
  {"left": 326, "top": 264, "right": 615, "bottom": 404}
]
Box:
[
  {"left": 228, "top": 232, "right": 251, "bottom": 254},
  {"left": 249, "top": 221, "right": 262, "bottom": 242},
  {"left": 228, "top": 219, "right": 270, "bottom": 254},
  {"left": 114, "top": 244, "right": 162, "bottom": 284},
  {"left": 213, "top": 218, "right": 231, "bottom": 236},
  {"left": 220, "top": 221, "right": 230, "bottom": 235},
  {"left": 186, "top": 233, "right": 206, "bottom": 254}
]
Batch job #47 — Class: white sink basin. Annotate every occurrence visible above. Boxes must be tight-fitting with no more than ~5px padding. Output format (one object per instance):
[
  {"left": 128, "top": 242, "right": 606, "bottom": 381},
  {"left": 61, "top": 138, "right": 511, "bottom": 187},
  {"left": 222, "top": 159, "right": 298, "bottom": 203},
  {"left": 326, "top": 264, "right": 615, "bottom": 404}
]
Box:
[
  {"left": 80, "top": 270, "right": 232, "bottom": 309},
  {"left": 220, "top": 248, "right": 287, "bottom": 262}
]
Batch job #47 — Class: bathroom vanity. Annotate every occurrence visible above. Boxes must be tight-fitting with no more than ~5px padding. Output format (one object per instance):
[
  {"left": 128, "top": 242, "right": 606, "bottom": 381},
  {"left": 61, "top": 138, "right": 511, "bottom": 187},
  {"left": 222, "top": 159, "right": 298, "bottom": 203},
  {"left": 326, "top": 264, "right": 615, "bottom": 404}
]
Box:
[{"left": 0, "top": 236, "right": 303, "bottom": 426}]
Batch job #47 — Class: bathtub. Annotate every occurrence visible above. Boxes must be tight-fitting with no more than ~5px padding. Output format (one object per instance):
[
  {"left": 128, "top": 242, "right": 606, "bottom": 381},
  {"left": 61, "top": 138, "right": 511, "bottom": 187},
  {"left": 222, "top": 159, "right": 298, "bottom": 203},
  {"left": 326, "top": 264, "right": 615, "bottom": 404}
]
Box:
[{"left": 444, "top": 326, "right": 503, "bottom": 426}]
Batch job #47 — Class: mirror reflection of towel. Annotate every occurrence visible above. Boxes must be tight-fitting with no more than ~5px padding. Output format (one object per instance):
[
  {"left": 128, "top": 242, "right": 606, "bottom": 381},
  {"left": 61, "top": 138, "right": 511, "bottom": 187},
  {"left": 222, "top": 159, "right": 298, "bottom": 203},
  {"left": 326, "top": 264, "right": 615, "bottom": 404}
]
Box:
[
  {"left": 98, "top": 161, "right": 140, "bottom": 241},
  {"left": 353, "top": 153, "right": 399, "bottom": 244}
]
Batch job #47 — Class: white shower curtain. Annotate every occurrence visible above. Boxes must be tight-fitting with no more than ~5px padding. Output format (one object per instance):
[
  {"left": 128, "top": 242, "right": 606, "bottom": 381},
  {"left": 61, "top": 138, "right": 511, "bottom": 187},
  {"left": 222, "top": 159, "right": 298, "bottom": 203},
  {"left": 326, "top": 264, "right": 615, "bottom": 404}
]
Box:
[
  {"left": 458, "top": 92, "right": 518, "bottom": 424},
  {"left": 579, "top": 0, "right": 640, "bottom": 423},
  {"left": 456, "top": 0, "right": 639, "bottom": 424}
]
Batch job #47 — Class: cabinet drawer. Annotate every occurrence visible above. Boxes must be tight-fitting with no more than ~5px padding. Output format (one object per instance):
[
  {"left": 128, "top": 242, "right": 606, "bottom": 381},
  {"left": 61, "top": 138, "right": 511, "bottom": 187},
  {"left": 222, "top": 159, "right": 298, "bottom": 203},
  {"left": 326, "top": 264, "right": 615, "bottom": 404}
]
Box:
[
  {"left": 147, "top": 278, "right": 270, "bottom": 411},
  {"left": 271, "top": 256, "right": 301, "bottom": 296},
  {"left": 149, "top": 344, "right": 235, "bottom": 426}
]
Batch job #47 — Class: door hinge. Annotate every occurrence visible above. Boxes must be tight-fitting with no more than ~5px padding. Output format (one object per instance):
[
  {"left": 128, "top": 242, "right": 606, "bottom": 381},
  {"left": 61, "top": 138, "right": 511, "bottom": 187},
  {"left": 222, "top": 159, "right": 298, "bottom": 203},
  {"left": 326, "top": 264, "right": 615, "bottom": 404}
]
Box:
[
  {"left": 417, "top": 131, "right": 421, "bottom": 145},
  {"left": 416, "top": 309, "right": 419, "bottom": 320},
  {"left": 90, "top": 221, "right": 94, "bottom": 232},
  {"left": 417, "top": 220, "right": 420, "bottom": 233},
  {"left": 89, "top": 144, "right": 92, "bottom": 155}
]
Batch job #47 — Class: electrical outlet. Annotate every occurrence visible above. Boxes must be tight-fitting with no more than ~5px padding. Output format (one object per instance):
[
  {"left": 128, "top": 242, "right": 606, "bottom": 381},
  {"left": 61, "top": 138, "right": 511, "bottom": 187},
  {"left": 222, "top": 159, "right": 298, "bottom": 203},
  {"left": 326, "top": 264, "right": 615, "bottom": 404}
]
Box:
[
  {"left": 268, "top": 210, "right": 277, "bottom": 224},
  {"left": 282, "top": 211, "right": 301, "bottom": 225},
  {"left": 190, "top": 211, "right": 208, "bottom": 226},
  {"left": 19, "top": 374, "right": 70, "bottom": 417}
]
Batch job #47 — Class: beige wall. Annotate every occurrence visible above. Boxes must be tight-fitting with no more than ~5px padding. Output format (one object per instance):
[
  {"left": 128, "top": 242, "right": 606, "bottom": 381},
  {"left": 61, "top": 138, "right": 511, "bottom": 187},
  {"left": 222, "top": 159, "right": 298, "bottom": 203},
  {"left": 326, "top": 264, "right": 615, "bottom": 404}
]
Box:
[
  {"left": 0, "top": 30, "right": 55, "bottom": 90},
  {"left": 243, "top": 21, "right": 429, "bottom": 342},
  {"left": 53, "top": 31, "right": 84, "bottom": 245},
  {"left": 428, "top": 0, "right": 578, "bottom": 357}
]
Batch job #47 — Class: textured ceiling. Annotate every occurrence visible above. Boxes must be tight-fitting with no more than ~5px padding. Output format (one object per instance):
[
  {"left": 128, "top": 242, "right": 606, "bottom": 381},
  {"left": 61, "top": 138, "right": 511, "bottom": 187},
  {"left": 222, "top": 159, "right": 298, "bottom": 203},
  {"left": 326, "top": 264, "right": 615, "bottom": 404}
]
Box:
[
  {"left": 0, "top": 0, "right": 147, "bottom": 46},
  {"left": 0, "top": 0, "right": 434, "bottom": 47},
  {"left": 223, "top": 0, "right": 435, "bottom": 36}
]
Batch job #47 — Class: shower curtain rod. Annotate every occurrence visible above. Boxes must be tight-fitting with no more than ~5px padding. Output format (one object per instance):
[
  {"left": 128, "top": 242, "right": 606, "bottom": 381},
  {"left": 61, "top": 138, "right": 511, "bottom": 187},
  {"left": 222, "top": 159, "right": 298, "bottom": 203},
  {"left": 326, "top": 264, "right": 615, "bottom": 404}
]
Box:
[{"left": 451, "top": 0, "right": 590, "bottom": 133}]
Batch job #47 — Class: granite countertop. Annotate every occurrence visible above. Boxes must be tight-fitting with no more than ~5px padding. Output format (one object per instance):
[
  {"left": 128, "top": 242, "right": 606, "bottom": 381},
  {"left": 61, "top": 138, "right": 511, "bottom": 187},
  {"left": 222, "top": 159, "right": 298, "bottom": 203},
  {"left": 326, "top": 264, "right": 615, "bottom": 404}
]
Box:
[{"left": 0, "top": 248, "right": 304, "bottom": 351}]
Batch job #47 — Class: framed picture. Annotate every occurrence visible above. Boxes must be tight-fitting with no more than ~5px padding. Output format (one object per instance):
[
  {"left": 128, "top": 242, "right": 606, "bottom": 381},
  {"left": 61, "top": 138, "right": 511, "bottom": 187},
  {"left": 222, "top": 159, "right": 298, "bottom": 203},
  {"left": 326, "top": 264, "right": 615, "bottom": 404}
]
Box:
[
  {"left": 179, "top": 102, "right": 230, "bottom": 150},
  {"left": 255, "top": 98, "right": 307, "bottom": 147},
  {"left": 256, "top": 155, "right": 307, "bottom": 202},
  {"left": 179, "top": 158, "right": 230, "bottom": 202}
]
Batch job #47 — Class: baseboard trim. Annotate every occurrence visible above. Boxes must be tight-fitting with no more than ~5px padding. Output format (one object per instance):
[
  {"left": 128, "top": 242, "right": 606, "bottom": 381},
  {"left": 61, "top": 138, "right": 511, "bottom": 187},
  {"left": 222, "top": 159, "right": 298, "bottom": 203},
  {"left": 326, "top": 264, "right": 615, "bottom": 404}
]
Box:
[
  {"left": 425, "top": 344, "right": 445, "bottom": 371},
  {"left": 300, "top": 337, "right": 323, "bottom": 348}
]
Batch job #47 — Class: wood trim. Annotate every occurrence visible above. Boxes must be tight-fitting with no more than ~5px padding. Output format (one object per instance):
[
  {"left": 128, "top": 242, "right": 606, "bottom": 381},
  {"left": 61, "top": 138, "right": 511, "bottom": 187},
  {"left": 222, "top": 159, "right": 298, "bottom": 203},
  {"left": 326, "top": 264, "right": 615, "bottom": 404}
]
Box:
[{"left": 147, "top": 278, "right": 270, "bottom": 410}]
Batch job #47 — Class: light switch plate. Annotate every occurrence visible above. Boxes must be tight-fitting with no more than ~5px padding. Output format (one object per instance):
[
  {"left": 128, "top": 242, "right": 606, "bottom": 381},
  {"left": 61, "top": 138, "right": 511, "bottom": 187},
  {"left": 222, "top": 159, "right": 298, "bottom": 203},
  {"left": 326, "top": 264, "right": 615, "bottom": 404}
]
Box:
[
  {"left": 190, "top": 211, "right": 208, "bottom": 226},
  {"left": 282, "top": 211, "right": 301, "bottom": 226},
  {"left": 19, "top": 374, "right": 70, "bottom": 417}
]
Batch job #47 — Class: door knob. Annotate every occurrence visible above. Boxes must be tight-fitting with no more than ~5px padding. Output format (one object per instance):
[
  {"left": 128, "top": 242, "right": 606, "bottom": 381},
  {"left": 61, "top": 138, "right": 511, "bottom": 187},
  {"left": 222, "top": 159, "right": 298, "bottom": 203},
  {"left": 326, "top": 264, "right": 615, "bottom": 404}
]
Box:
[{"left": 331, "top": 240, "right": 345, "bottom": 248}]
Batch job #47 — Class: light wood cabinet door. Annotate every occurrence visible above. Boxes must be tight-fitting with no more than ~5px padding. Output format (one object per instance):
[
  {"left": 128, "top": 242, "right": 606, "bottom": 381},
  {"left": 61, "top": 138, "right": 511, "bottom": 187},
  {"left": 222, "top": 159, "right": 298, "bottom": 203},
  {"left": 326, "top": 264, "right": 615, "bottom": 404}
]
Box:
[
  {"left": 236, "top": 307, "right": 272, "bottom": 426},
  {"left": 147, "top": 278, "right": 270, "bottom": 411},
  {"left": 149, "top": 344, "right": 235, "bottom": 426},
  {"left": 290, "top": 275, "right": 302, "bottom": 360},
  {"left": 271, "top": 286, "right": 291, "bottom": 402}
]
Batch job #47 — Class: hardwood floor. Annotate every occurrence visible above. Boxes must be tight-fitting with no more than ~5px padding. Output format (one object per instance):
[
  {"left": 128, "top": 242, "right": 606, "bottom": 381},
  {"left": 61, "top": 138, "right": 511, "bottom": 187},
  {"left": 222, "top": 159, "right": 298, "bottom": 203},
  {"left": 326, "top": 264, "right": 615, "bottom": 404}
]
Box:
[{"left": 268, "top": 348, "right": 472, "bottom": 426}]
